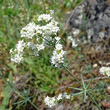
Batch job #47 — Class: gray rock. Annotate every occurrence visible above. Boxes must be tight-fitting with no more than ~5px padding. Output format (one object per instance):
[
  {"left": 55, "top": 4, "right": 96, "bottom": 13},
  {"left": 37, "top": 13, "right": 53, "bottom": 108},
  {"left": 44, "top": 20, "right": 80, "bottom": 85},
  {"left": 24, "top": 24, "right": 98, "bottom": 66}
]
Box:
[{"left": 69, "top": 0, "right": 110, "bottom": 43}]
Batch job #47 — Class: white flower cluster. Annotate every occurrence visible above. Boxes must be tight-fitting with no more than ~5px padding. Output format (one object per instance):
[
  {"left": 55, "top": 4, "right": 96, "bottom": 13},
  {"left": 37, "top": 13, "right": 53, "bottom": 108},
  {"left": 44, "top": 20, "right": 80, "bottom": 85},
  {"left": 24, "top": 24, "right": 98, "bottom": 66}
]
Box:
[
  {"left": 99, "top": 67, "right": 110, "bottom": 77},
  {"left": 20, "top": 18, "right": 59, "bottom": 39},
  {"left": 68, "top": 36, "right": 78, "bottom": 48},
  {"left": 50, "top": 37, "right": 66, "bottom": 67},
  {"left": 10, "top": 40, "right": 26, "bottom": 64},
  {"left": 10, "top": 11, "right": 63, "bottom": 65},
  {"left": 37, "top": 14, "right": 52, "bottom": 22},
  {"left": 63, "top": 92, "right": 71, "bottom": 99},
  {"left": 20, "top": 22, "right": 36, "bottom": 39},
  {"left": 44, "top": 96, "right": 56, "bottom": 108},
  {"left": 44, "top": 92, "right": 71, "bottom": 108}
]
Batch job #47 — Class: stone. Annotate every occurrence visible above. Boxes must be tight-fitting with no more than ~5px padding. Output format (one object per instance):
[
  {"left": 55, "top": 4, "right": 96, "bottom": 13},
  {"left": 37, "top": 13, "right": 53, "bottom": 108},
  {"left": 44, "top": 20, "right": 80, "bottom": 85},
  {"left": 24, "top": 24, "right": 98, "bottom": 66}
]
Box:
[{"left": 68, "top": 0, "right": 110, "bottom": 43}]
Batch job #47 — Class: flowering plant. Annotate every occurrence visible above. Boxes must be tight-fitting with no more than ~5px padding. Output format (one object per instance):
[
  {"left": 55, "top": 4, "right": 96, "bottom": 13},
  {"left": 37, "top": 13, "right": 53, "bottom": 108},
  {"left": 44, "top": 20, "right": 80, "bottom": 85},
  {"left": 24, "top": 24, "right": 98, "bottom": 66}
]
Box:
[
  {"left": 10, "top": 10, "right": 65, "bottom": 68},
  {"left": 9, "top": 10, "right": 109, "bottom": 110}
]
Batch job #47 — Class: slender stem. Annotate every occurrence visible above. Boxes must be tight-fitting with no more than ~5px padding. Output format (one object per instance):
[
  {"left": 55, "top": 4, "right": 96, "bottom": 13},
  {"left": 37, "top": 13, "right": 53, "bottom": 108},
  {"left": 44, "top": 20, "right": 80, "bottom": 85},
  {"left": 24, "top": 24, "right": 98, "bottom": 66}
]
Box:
[
  {"left": 87, "top": 93, "right": 102, "bottom": 110},
  {"left": 63, "top": 65, "right": 82, "bottom": 86},
  {"left": 60, "top": 76, "right": 108, "bottom": 90},
  {"left": 63, "top": 65, "right": 102, "bottom": 110},
  {"left": 28, "top": 100, "right": 39, "bottom": 110},
  {"left": 43, "top": 0, "right": 46, "bottom": 12},
  {"left": 6, "top": 79, "right": 39, "bottom": 110}
]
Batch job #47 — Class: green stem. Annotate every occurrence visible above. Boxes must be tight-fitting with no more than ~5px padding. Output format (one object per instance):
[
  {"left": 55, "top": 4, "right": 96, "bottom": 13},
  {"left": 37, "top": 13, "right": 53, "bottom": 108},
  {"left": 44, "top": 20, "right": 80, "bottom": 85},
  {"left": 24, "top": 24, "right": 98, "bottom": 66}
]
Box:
[
  {"left": 87, "top": 93, "right": 102, "bottom": 110},
  {"left": 28, "top": 100, "right": 39, "bottom": 110},
  {"left": 63, "top": 65, "right": 82, "bottom": 86},
  {"left": 43, "top": 0, "right": 46, "bottom": 12}
]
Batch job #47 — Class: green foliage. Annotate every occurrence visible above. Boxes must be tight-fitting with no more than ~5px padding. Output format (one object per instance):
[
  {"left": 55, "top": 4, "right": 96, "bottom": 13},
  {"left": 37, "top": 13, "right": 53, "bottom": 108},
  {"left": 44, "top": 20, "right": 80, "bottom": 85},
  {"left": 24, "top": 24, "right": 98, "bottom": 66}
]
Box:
[
  {"left": 79, "top": 54, "right": 85, "bottom": 61},
  {"left": 7, "top": 63, "right": 17, "bottom": 73},
  {"left": 83, "top": 64, "right": 92, "bottom": 74},
  {"left": 97, "top": 81, "right": 105, "bottom": 91},
  {"left": 3, "top": 8, "right": 20, "bottom": 17},
  {"left": 12, "top": 89, "right": 35, "bottom": 109},
  {"left": 0, "top": 73, "right": 12, "bottom": 110},
  {"left": 64, "top": 0, "right": 82, "bottom": 8},
  {"left": 23, "top": 49, "right": 61, "bottom": 94},
  {"left": 70, "top": 74, "right": 92, "bottom": 102},
  {"left": 89, "top": 88, "right": 107, "bottom": 102}
]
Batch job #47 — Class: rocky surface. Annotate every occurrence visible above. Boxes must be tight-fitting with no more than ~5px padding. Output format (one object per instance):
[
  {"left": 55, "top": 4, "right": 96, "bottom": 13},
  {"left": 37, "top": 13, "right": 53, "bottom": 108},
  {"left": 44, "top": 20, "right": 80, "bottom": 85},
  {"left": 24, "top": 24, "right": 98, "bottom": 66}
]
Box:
[{"left": 69, "top": 0, "right": 110, "bottom": 43}]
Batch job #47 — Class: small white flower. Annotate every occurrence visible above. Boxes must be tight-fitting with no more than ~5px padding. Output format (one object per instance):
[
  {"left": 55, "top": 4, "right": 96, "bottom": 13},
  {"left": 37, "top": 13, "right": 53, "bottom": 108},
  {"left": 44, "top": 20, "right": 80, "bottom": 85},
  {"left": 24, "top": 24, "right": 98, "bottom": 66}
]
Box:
[
  {"left": 44, "top": 96, "right": 56, "bottom": 108},
  {"left": 36, "top": 44, "right": 45, "bottom": 51},
  {"left": 50, "top": 43, "right": 65, "bottom": 67},
  {"left": 21, "top": 22, "right": 36, "bottom": 39},
  {"left": 43, "top": 36, "right": 53, "bottom": 46},
  {"left": 55, "top": 44, "right": 63, "bottom": 50},
  {"left": 72, "top": 40, "right": 78, "bottom": 47},
  {"left": 10, "top": 48, "right": 13, "bottom": 53},
  {"left": 33, "top": 50, "right": 39, "bottom": 56},
  {"left": 42, "top": 20, "right": 60, "bottom": 36},
  {"left": 27, "top": 42, "right": 32, "bottom": 48},
  {"left": 50, "top": 10, "right": 54, "bottom": 15},
  {"left": 37, "top": 14, "right": 52, "bottom": 22},
  {"left": 10, "top": 53, "right": 23, "bottom": 64},
  {"left": 55, "top": 37, "right": 61, "bottom": 44},
  {"left": 65, "top": 94, "right": 71, "bottom": 99},
  {"left": 68, "top": 36, "right": 78, "bottom": 48},
  {"left": 44, "top": 92, "right": 72, "bottom": 108},
  {"left": 55, "top": 37, "right": 60, "bottom": 41},
  {"left": 16, "top": 40, "right": 26, "bottom": 52},
  {"left": 57, "top": 94, "right": 63, "bottom": 100},
  {"left": 63, "top": 92, "right": 71, "bottom": 99},
  {"left": 99, "top": 67, "right": 110, "bottom": 77},
  {"left": 68, "top": 36, "right": 73, "bottom": 42},
  {"left": 10, "top": 40, "right": 26, "bottom": 64}
]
